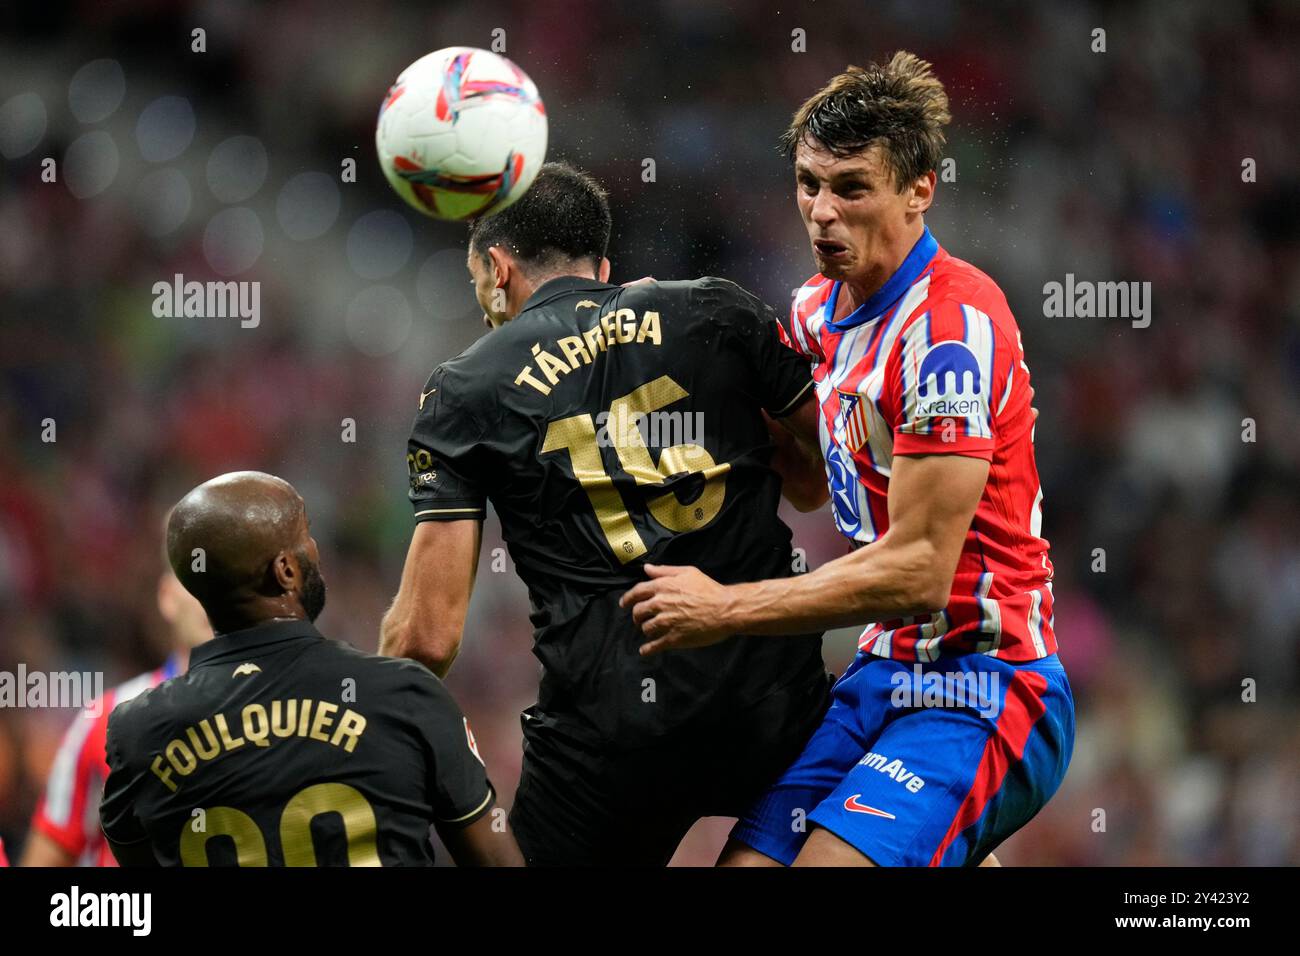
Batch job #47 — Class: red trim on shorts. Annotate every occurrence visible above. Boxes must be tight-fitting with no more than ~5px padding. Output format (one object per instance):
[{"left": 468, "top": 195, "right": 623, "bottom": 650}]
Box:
[{"left": 927, "top": 668, "right": 1049, "bottom": 866}]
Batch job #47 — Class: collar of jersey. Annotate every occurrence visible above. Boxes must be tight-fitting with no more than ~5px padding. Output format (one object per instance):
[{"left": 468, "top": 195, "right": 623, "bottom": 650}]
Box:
[
  {"left": 518, "top": 275, "right": 617, "bottom": 315},
  {"left": 189, "top": 619, "right": 324, "bottom": 668},
  {"left": 823, "top": 226, "right": 939, "bottom": 333}
]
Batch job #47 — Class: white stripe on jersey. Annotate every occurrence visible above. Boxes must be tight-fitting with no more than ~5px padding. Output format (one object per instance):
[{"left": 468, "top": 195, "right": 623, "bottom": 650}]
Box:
[
  {"left": 1027, "top": 587, "right": 1048, "bottom": 657},
  {"left": 791, "top": 284, "right": 823, "bottom": 356},
  {"left": 974, "top": 571, "right": 1003, "bottom": 657},
  {"left": 963, "top": 305, "right": 997, "bottom": 441},
  {"left": 897, "top": 311, "right": 932, "bottom": 434},
  {"left": 870, "top": 624, "right": 891, "bottom": 658},
  {"left": 43, "top": 707, "right": 97, "bottom": 826},
  {"left": 78, "top": 768, "right": 105, "bottom": 864},
  {"left": 805, "top": 286, "right": 830, "bottom": 339},
  {"left": 863, "top": 275, "right": 932, "bottom": 472},
  {"left": 997, "top": 348, "right": 1015, "bottom": 416},
  {"left": 1045, "top": 580, "right": 1056, "bottom": 631},
  {"left": 821, "top": 305, "right": 887, "bottom": 542},
  {"left": 913, "top": 610, "right": 951, "bottom": 663},
  {"left": 114, "top": 671, "right": 156, "bottom": 705},
  {"left": 44, "top": 670, "right": 155, "bottom": 827}
]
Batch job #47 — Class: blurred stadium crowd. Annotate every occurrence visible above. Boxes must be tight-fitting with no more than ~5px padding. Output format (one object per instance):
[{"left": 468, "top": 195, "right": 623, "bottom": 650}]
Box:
[{"left": 1, "top": 0, "right": 1297, "bottom": 865}]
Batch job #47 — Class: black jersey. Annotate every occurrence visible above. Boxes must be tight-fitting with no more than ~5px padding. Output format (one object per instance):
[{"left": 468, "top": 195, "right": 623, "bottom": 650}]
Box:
[
  {"left": 100, "top": 620, "right": 493, "bottom": 866},
  {"left": 408, "top": 275, "right": 825, "bottom": 747}
]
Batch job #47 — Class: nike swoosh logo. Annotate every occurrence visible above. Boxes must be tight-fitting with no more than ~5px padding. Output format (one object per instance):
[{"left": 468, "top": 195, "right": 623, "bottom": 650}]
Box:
[
  {"left": 843, "top": 795, "right": 896, "bottom": 819},
  {"left": 419, "top": 387, "right": 437, "bottom": 409},
  {"left": 575, "top": 299, "right": 601, "bottom": 310}
]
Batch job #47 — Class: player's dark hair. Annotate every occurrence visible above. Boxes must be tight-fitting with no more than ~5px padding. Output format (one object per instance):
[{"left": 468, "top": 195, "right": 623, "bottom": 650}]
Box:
[
  {"left": 467, "top": 161, "right": 611, "bottom": 275},
  {"left": 781, "top": 51, "right": 951, "bottom": 191}
]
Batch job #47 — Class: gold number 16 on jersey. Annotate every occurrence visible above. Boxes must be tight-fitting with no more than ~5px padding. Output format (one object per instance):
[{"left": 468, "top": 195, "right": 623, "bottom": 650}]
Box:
[{"left": 542, "top": 374, "right": 730, "bottom": 563}]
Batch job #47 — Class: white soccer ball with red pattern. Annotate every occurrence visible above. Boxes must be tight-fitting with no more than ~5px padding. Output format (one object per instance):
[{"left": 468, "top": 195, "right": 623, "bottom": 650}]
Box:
[{"left": 375, "top": 46, "right": 548, "bottom": 221}]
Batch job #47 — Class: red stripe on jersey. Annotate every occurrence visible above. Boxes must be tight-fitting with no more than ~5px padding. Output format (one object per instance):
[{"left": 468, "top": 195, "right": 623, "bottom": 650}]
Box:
[
  {"left": 788, "top": 276, "right": 833, "bottom": 362},
  {"left": 30, "top": 665, "right": 169, "bottom": 867}
]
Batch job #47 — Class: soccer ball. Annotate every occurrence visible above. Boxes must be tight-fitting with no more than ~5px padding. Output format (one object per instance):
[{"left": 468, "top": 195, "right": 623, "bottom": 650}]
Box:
[{"left": 375, "top": 46, "right": 548, "bottom": 221}]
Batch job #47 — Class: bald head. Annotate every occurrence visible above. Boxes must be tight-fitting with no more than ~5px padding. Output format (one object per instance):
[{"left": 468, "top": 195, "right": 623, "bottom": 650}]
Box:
[{"left": 166, "top": 471, "right": 326, "bottom": 633}]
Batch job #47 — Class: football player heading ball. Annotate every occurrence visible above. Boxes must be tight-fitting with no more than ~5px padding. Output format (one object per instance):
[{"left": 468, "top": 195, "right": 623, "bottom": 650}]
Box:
[
  {"left": 381, "top": 162, "right": 836, "bottom": 866},
  {"left": 623, "top": 51, "right": 1075, "bottom": 868}
]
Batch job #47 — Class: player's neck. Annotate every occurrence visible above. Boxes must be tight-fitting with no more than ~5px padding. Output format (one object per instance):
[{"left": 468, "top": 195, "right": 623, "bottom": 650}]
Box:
[
  {"left": 840, "top": 218, "right": 926, "bottom": 317},
  {"left": 504, "top": 264, "right": 602, "bottom": 322},
  {"left": 207, "top": 599, "right": 309, "bottom": 636}
]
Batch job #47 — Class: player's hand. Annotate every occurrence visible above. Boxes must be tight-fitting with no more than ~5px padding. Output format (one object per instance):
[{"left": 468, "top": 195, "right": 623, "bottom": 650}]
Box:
[
  {"left": 621, "top": 275, "right": 656, "bottom": 287},
  {"left": 620, "top": 564, "right": 733, "bottom": 656}
]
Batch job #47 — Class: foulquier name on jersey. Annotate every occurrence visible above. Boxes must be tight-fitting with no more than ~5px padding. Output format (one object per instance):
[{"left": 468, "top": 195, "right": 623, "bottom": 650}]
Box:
[
  {"left": 515, "top": 308, "right": 662, "bottom": 395},
  {"left": 150, "top": 698, "right": 367, "bottom": 792}
]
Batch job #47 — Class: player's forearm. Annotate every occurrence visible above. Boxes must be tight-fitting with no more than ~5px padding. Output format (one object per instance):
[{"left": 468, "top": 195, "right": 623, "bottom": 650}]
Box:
[
  {"left": 379, "top": 605, "right": 462, "bottom": 678},
  {"left": 722, "top": 534, "right": 950, "bottom": 635},
  {"left": 438, "top": 814, "right": 525, "bottom": 867},
  {"left": 766, "top": 414, "right": 829, "bottom": 512},
  {"left": 768, "top": 397, "right": 829, "bottom": 512}
]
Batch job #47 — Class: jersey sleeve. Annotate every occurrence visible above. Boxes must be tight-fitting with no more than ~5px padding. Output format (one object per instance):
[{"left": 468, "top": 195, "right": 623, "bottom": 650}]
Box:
[
  {"left": 410, "top": 673, "right": 495, "bottom": 827},
  {"left": 700, "top": 278, "right": 814, "bottom": 418},
  {"left": 889, "top": 299, "right": 1003, "bottom": 460},
  {"left": 407, "top": 365, "right": 490, "bottom": 522},
  {"left": 784, "top": 280, "right": 828, "bottom": 364},
  {"left": 98, "top": 706, "right": 150, "bottom": 849},
  {"left": 30, "top": 703, "right": 109, "bottom": 856}
]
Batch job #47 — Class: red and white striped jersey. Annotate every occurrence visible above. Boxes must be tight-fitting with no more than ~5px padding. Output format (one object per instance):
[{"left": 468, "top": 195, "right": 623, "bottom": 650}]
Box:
[
  {"left": 781, "top": 227, "right": 1055, "bottom": 662},
  {"left": 29, "top": 657, "right": 180, "bottom": 866}
]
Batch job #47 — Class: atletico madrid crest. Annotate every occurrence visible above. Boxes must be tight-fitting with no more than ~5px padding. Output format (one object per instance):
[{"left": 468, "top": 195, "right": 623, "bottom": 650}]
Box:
[{"left": 837, "top": 389, "right": 871, "bottom": 452}]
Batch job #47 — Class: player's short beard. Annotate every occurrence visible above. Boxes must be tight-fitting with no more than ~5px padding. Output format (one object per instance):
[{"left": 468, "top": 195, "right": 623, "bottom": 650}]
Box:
[{"left": 295, "top": 548, "right": 328, "bottom": 622}]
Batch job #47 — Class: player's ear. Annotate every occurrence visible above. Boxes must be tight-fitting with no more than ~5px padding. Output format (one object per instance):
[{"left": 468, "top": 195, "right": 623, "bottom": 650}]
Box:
[
  {"left": 159, "top": 572, "right": 179, "bottom": 624},
  {"left": 908, "top": 170, "right": 936, "bottom": 214},
  {"left": 157, "top": 572, "right": 180, "bottom": 623},
  {"left": 271, "top": 549, "right": 297, "bottom": 594},
  {"left": 487, "top": 245, "right": 511, "bottom": 288},
  {"left": 597, "top": 257, "right": 611, "bottom": 283}
]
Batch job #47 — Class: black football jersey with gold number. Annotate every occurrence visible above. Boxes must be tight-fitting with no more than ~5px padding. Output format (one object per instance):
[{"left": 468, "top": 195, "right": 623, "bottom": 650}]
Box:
[
  {"left": 407, "top": 276, "right": 825, "bottom": 747},
  {"left": 100, "top": 620, "right": 493, "bottom": 866}
]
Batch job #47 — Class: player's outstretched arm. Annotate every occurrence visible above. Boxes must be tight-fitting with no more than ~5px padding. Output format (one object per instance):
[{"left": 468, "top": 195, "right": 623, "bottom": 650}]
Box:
[
  {"left": 437, "top": 813, "right": 525, "bottom": 867},
  {"left": 380, "top": 519, "right": 482, "bottom": 678},
  {"left": 623, "top": 452, "right": 988, "bottom": 653},
  {"left": 766, "top": 394, "right": 829, "bottom": 512}
]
